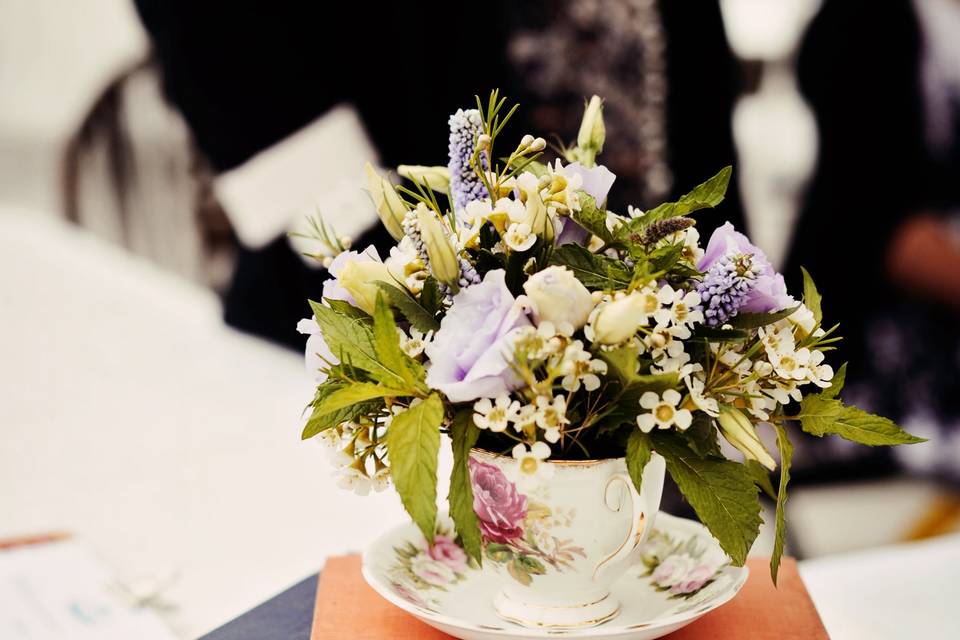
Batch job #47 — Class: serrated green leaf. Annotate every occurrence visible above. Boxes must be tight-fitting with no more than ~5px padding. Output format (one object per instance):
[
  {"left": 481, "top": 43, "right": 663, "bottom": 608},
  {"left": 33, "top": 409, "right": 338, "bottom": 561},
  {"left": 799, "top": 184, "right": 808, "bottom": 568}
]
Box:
[
  {"left": 387, "top": 394, "right": 444, "bottom": 544},
  {"left": 373, "top": 293, "right": 421, "bottom": 389},
  {"left": 324, "top": 298, "right": 370, "bottom": 321},
  {"left": 797, "top": 395, "right": 925, "bottom": 445},
  {"left": 728, "top": 305, "right": 800, "bottom": 330},
  {"left": 571, "top": 193, "right": 614, "bottom": 243},
  {"left": 310, "top": 300, "right": 409, "bottom": 389},
  {"left": 651, "top": 432, "right": 762, "bottom": 566},
  {"left": 598, "top": 343, "right": 641, "bottom": 385},
  {"left": 822, "top": 362, "right": 847, "bottom": 400},
  {"left": 375, "top": 282, "right": 440, "bottom": 333},
  {"left": 626, "top": 430, "right": 653, "bottom": 495},
  {"left": 550, "top": 243, "right": 632, "bottom": 289},
  {"left": 801, "top": 267, "right": 822, "bottom": 324},
  {"left": 769, "top": 422, "right": 792, "bottom": 584},
  {"left": 641, "top": 166, "right": 732, "bottom": 225},
  {"left": 744, "top": 460, "right": 776, "bottom": 500},
  {"left": 314, "top": 381, "right": 409, "bottom": 417},
  {"left": 302, "top": 383, "right": 380, "bottom": 439},
  {"left": 448, "top": 410, "right": 483, "bottom": 565},
  {"left": 685, "top": 412, "right": 722, "bottom": 458},
  {"left": 420, "top": 277, "right": 441, "bottom": 315}
]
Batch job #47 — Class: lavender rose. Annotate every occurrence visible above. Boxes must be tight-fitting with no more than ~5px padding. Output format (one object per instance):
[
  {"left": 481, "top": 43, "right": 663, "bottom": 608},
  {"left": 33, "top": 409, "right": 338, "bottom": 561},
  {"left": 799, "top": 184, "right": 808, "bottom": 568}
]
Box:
[
  {"left": 698, "top": 222, "right": 792, "bottom": 313},
  {"left": 469, "top": 457, "right": 527, "bottom": 544},
  {"left": 424, "top": 269, "right": 531, "bottom": 402}
]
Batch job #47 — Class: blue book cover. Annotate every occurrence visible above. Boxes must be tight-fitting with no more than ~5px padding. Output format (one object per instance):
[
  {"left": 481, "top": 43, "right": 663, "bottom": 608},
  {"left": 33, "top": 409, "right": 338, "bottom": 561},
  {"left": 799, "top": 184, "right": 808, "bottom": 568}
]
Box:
[{"left": 197, "top": 574, "right": 318, "bottom": 640}]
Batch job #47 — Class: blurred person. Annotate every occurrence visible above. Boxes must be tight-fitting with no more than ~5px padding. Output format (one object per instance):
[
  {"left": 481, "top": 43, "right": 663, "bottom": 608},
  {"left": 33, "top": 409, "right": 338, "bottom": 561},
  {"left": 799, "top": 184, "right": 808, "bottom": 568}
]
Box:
[
  {"left": 128, "top": 0, "right": 743, "bottom": 349},
  {"left": 787, "top": 0, "right": 960, "bottom": 481}
]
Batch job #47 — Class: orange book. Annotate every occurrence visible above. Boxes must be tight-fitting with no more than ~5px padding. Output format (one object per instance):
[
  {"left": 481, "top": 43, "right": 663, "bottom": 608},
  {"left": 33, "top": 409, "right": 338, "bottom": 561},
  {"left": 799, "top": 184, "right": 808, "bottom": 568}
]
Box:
[{"left": 310, "top": 555, "right": 828, "bottom": 639}]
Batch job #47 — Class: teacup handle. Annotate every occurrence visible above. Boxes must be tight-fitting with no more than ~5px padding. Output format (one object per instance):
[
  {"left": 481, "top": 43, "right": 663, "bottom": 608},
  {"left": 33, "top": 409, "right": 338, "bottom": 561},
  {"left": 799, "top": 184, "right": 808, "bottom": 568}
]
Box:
[{"left": 592, "top": 457, "right": 664, "bottom": 581}]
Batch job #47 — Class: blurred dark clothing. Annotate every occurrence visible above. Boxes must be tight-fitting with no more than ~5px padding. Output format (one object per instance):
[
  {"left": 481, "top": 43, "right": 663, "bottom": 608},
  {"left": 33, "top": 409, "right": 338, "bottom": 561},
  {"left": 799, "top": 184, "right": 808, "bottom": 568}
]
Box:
[
  {"left": 134, "top": 1, "right": 742, "bottom": 349},
  {"left": 789, "top": 0, "right": 960, "bottom": 476}
]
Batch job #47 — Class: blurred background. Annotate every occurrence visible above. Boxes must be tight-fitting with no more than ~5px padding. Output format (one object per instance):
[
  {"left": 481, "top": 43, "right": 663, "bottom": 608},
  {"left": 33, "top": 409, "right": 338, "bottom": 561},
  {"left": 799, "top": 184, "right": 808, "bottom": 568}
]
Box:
[{"left": 1, "top": 0, "right": 958, "bottom": 638}]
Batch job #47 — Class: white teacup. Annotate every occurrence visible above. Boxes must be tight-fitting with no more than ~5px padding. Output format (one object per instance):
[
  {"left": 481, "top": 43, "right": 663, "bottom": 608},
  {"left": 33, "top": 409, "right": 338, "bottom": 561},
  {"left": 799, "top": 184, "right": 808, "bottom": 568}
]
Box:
[{"left": 468, "top": 448, "right": 666, "bottom": 628}]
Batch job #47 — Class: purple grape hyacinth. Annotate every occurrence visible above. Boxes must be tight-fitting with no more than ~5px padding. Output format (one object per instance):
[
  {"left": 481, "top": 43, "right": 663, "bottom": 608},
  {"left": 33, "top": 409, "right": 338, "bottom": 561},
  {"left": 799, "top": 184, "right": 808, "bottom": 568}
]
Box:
[
  {"left": 696, "top": 253, "right": 758, "bottom": 326},
  {"left": 448, "top": 108, "right": 489, "bottom": 216}
]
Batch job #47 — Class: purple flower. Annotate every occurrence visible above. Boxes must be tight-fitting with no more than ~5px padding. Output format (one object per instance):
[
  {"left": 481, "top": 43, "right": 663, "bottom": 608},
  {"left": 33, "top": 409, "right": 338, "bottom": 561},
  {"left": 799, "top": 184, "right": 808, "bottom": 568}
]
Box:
[
  {"left": 555, "top": 162, "right": 617, "bottom": 246},
  {"left": 698, "top": 222, "right": 792, "bottom": 313},
  {"left": 321, "top": 245, "right": 382, "bottom": 306},
  {"left": 448, "top": 109, "right": 489, "bottom": 217},
  {"left": 469, "top": 457, "right": 527, "bottom": 543},
  {"left": 424, "top": 269, "right": 531, "bottom": 402}
]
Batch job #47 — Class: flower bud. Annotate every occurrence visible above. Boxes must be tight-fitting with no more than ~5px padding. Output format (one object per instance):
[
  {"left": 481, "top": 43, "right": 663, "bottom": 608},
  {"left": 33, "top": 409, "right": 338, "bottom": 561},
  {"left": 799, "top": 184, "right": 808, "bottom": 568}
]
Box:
[
  {"left": 591, "top": 293, "right": 648, "bottom": 345},
  {"left": 364, "top": 162, "right": 407, "bottom": 241},
  {"left": 397, "top": 165, "right": 450, "bottom": 194},
  {"left": 477, "top": 133, "right": 492, "bottom": 150},
  {"left": 520, "top": 134, "right": 535, "bottom": 149},
  {"left": 530, "top": 137, "right": 547, "bottom": 152},
  {"left": 523, "top": 266, "right": 594, "bottom": 332},
  {"left": 415, "top": 203, "right": 460, "bottom": 287},
  {"left": 577, "top": 95, "right": 606, "bottom": 158},
  {"left": 337, "top": 259, "right": 395, "bottom": 315},
  {"left": 717, "top": 407, "right": 777, "bottom": 471}
]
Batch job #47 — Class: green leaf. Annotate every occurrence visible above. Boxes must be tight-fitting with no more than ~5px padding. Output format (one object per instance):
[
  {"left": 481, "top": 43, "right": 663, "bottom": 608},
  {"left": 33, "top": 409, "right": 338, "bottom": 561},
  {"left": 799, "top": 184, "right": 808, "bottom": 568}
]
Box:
[
  {"left": 641, "top": 166, "right": 732, "bottom": 225},
  {"left": 373, "top": 293, "right": 421, "bottom": 389},
  {"left": 571, "top": 193, "right": 614, "bottom": 243},
  {"left": 797, "top": 395, "right": 925, "bottom": 445},
  {"left": 594, "top": 374, "right": 680, "bottom": 433},
  {"left": 550, "top": 243, "right": 632, "bottom": 289},
  {"left": 691, "top": 326, "right": 751, "bottom": 342},
  {"left": 485, "top": 543, "right": 514, "bottom": 563},
  {"left": 685, "top": 412, "right": 722, "bottom": 458},
  {"left": 324, "top": 299, "right": 370, "bottom": 321},
  {"left": 801, "top": 267, "right": 822, "bottom": 324},
  {"left": 769, "top": 422, "right": 793, "bottom": 584},
  {"left": 598, "top": 343, "right": 641, "bottom": 384},
  {"left": 375, "top": 282, "right": 440, "bottom": 333},
  {"left": 302, "top": 383, "right": 379, "bottom": 439},
  {"left": 313, "top": 381, "right": 408, "bottom": 417},
  {"left": 387, "top": 394, "right": 444, "bottom": 544},
  {"left": 651, "top": 432, "right": 762, "bottom": 566},
  {"left": 310, "top": 300, "right": 410, "bottom": 388},
  {"left": 515, "top": 555, "right": 546, "bottom": 575},
  {"left": 626, "top": 431, "right": 653, "bottom": 495},
  {"left": 507, "top": 559, "right": 533, "bottom": 586},
  {"left": 821, "top": 362, "right": 847, "bottom": 400},
  {"left": 728, "top": 305, "right": 800, "bottom": 330},
  {"left": 448, "top": 410, "right": 483, "bottom": 565},
  {"left": 744, "top": 460, "right": 776, "bottom": 500}
]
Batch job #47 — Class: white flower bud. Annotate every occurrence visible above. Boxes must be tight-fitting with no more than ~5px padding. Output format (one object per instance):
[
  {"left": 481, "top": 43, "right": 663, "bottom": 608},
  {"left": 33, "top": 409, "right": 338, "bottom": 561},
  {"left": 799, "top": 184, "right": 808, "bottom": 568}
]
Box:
[
  {"left": 398, "top": 165, "right": 450, "bottom": 194},
  {"left": 364, "top": 163, "right": 407, "bottom": 241},
  {"left": 577, "top": 95, "right": 606, "bottom": 154},
  {"left": 530, "top": 137, "right": 547, "bottom": 152},
  {"left": 415, "top": 203, "right": 460, "bottom": 287},
  {"left": 591, "top": 293, "right": 648, "bottom": 345},
  {"left": 717, "top": 407, "right": 777, "bottom": 471},
  {"left": 520, "top": 134, "right": 535, "bottom": 149},
  {"left": 477, "top": 133, "right": 492, "bottom": 150},
  {"left": 523, "top": 266, "right": 594, "bottom": 333}
]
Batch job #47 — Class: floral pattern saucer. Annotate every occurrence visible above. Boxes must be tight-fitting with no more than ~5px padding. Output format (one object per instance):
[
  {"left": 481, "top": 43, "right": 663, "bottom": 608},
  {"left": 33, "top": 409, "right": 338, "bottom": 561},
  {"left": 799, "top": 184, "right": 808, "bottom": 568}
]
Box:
[{"left": 362, "top": 512, "right": 748, "bottom": 640}]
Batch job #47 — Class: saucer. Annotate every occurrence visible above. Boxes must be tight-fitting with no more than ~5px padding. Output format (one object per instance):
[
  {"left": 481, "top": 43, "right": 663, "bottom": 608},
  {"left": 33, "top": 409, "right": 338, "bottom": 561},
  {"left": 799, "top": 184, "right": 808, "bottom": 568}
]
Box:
[{"left": 362, "top": 512, "right": 748, "bottom": 640}]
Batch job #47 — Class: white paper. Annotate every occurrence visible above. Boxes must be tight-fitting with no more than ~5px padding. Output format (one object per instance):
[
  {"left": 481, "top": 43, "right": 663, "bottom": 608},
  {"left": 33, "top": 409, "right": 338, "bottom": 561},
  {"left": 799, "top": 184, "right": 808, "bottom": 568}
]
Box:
[{"left": 0, "top": 541, "right": 177, "bottom": 640}]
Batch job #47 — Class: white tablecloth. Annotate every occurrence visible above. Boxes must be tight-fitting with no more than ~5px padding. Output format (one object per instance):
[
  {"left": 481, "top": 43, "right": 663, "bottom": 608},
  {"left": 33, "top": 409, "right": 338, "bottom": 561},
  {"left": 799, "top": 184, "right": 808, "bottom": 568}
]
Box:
[{"left": 0, "top": 208, "right": 414, "bottom": 638}]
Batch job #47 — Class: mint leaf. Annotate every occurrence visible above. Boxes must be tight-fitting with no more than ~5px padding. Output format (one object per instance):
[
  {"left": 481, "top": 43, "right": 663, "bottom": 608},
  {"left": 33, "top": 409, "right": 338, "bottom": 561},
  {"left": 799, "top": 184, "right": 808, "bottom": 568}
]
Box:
[
  {"left": 797, "top": 394, "right": 925, "bottom": 445},
  {"left": 770, "top": 422, "right": 792, "bottom": 584},
  {"left": 821, "top": 362, "right": 847, "bottom": 400},
  {"left": 375, "top": 282, "right": 440, "bottom": 333},
  {"left": 626, "top": 430, "right": 653, "bottom": 495},
  {"left": 310, "top": 300, "right": 409, "bottom": 389},
  {"left": 373, "top": 293, "right": 423, "bottom": 389},
  {"left": 571, "top": 193, "right": 614, "bottom": 243},
  {"left": 801, "top": 267, "right": 822, "bottom": 324},
  {"left": 302, "top": 383, "right": 379, "bottom": 439},
  {"left": 728, "top": 305, "right": 800, "bottom": 330},
  {"left": 313, "top": 381, "right": 409, "bottom": 417},
  {"left": 640, "top": 166, "right": 732, "bottom": 225},
  {"left": 652, "top": 432, "right": 762, "bottom": 566},
  {"left": 744, "top": 460, "right": 776, "bottom": 500},
  {"left": 325, "top": 299, "right": 370, "bottom": 321},
  {"left": 448, "top": 410, "right": 483, "bottom": 565},
  {"left": 387, "top": 394, "right": 444, "bottom": 543},
  {"left": 550, "top": 244, "right": 632, "bottom": 289}
]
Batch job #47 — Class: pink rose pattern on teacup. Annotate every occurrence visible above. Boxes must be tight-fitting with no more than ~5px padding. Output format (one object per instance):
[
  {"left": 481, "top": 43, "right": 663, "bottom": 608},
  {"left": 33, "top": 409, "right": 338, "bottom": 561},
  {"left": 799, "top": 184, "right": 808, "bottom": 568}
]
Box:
[
  {"left": 468, "top": 457, "right": 527, "bottom": 543},
  {"left": 641, "top": 529, "right": 725, "bottom": 598},
  {"left": 468, "top": 456, "right": 586, "bottom": 585}
]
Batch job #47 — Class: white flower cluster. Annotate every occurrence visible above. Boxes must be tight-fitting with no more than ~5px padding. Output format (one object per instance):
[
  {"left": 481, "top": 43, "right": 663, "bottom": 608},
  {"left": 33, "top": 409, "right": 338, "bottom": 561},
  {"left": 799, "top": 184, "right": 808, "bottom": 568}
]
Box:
[{"left": 316, "top": 418, "right": 393, "bottom": 496}]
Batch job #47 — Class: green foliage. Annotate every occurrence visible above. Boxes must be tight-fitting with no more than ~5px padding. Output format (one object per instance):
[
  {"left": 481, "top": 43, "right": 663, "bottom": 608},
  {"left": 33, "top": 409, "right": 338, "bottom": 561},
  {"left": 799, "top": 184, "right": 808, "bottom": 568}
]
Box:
[
  {"left": 822, "top": 362, "right": 847, "bottom": 400},
  {"left": 509, "top": 555, "right": 546, "bottom": 585},
  {"left": 301, "top": 383, "right": 380, "bottom": 440},
  {"left": 448, "top": 410, "right": 483, "bottom": 565},
  {"left": 685, "top": 412, "right": 723, "bottom": 458},
  {"left": 324, "top": 298, "right": 370, "bottom": 320},
  {"left": 744, "top": 460, "right": 776, "bottom": 500},
  {"left": 801, "top": 267, "right": 822, "bottom": 324},
  {"left": 387, "top": 394, "right": 444, "bottom": 544},
  {"left": 626, "top": 431, "right": 653, "bottom": 495},
  {"left": 312, "top": 381, "right": 407, "bottom": 417},
  {"left": 420, "top": 277, "right": 442, "bottom": 316},
  {"left": 728, "top": 305, "right": 800, "bottom": 330},
  {"left": 769, "top": 422, "right": 792, "bottom": 584},
  {"left": 373, "top": 294, "right": 425, "bottom": 390},
  {"left": 652, "top": 432, "right": 762, "bottom": 566},
  {"left": 550, "top": 243, "right": 632, "bottom": 289},
  {"left": 797, "top": 394, "right": 925, "bottom": 445},
  {"left": 375, "top": 282, "right": 439, "bottom": 333},
  {"left": 571, "top": 193, "right": 614, "bottom": 243},
  {"left": 691, "top": 326, "right": 751, "bottom": 342},
  {"left": 635, "top": 166, "right": 732, "bottom": 226}
]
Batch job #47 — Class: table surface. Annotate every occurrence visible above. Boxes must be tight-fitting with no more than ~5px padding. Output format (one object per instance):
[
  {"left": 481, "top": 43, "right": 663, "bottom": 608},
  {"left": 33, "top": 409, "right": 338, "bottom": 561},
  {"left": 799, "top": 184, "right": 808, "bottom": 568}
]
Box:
[{"left": 1, "top": 208, "right": 958, "bottom": 639}]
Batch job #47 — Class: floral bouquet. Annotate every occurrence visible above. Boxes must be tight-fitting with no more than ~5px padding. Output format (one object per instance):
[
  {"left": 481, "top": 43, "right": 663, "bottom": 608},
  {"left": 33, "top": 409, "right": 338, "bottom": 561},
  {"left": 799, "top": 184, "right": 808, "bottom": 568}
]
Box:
[{"left": 297, "top": 92, "right": 920, "bottom": 582}]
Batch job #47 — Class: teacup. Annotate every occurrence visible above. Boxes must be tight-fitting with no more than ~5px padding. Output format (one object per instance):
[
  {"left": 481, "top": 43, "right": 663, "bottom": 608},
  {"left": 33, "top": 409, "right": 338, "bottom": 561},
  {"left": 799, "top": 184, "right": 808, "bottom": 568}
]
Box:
[{"left": 468, "top": 448, "right": 666, "bottom": 628}]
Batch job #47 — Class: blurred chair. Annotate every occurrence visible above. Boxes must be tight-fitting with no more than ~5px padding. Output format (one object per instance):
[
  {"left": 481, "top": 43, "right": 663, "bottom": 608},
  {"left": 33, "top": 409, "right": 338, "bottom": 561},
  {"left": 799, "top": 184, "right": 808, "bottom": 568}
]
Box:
[{"left": 62, "top": 57, "right": 235, "bottom": 293}]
